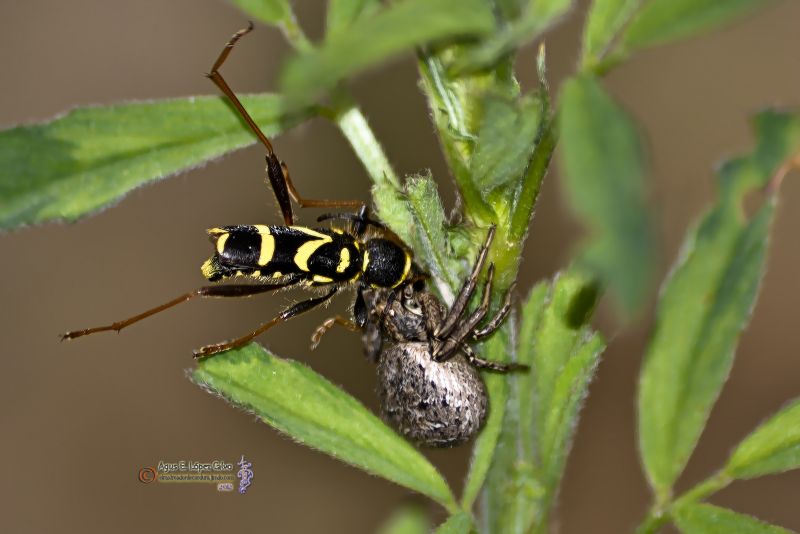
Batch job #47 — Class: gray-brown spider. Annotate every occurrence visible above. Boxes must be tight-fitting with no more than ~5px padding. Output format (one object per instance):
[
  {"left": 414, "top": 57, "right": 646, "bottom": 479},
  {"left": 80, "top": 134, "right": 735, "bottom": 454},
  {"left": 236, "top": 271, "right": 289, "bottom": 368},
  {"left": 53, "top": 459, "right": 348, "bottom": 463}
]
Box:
[{"left": 315, "top": 226, "right": 524, "bottom": 447}]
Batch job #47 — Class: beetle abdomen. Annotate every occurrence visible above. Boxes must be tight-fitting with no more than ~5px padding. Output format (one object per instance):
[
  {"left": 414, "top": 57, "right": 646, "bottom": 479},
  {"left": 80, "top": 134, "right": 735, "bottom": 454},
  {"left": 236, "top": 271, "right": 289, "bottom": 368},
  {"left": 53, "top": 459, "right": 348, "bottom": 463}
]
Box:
[
  {"left": 377, "top": 342, "right": 487, "bottom": 447},
  {"left": 200, "top": 225, "right": 361, "bottom": 283}
]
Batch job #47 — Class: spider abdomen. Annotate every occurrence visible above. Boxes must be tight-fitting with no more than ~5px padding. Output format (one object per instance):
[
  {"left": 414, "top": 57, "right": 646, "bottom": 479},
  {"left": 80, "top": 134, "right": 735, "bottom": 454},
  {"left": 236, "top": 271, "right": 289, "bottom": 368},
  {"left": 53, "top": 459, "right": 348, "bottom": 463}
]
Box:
[{"left": 377, "top": 342, "right": 488, "bottom": 447}]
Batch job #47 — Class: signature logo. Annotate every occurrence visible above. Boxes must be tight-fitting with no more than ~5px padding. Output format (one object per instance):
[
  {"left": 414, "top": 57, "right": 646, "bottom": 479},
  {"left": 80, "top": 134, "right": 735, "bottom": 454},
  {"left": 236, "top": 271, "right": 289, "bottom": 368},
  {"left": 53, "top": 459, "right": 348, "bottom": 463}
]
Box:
[
  {"left": 237, "top": 455, "right": 254, "bottom": 494},
  {"left": 138, "top": 467, "right": 157, "bottom": 484}
]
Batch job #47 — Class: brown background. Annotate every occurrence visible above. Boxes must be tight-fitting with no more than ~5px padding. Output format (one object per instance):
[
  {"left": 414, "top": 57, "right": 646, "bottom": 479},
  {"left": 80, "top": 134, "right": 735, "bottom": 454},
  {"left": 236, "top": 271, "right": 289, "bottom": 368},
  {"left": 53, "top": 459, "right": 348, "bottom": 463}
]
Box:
[{"left": 1, "top": 1, "right": 799, "bottom": 532}]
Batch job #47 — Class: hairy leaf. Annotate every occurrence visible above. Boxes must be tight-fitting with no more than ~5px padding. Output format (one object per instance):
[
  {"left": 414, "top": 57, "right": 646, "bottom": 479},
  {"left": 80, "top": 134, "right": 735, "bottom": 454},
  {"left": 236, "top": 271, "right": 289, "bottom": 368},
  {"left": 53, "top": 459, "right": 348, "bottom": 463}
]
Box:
[
  {"left": 559, "top": 75, "right": 656, "bottom": 315},
  {"left": 0, "top": 95, "right": 310, "bottom": 231},
  {"left": 673, "top": 503, "right": 793, "bottom": 534},
  {"left": 405, "top": 174, "right": 462, "bottom": 294},
  {"left": 470, "top": 93, "right": 541, "bottom": 193},
  {"left": 528, "top": 273, "right": 604, "bottom": 502},
  {"left": 462, "top": 329, "right": 511, "bottom": 509},
  {"left": 482, "top": 272, "right": 603, "bottom": 532},
  {"left": 619, "top": 0, "right": 775, "bottom": 52},
  {"left": 193, "top": 344, "right": 455, "bottom": 509},
  {"left": 280, "top": 0, "right": 494, "bottom": 106},
  {"left": 726, "top": 397, "right": 800, "bottom": 479},
  {"left": 483, "top": 282, "right": 548, "bottom": 534},
  {"left": 638, "top": 110, "right": 800, "bottom": 498}
]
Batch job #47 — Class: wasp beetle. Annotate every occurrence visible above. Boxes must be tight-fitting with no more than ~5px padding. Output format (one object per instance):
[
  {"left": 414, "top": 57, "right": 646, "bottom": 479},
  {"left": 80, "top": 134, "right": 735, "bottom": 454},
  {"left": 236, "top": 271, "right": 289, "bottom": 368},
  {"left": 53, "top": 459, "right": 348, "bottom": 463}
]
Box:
[{"left": 63, "top": 24, "right": 423, "bottom": 358}]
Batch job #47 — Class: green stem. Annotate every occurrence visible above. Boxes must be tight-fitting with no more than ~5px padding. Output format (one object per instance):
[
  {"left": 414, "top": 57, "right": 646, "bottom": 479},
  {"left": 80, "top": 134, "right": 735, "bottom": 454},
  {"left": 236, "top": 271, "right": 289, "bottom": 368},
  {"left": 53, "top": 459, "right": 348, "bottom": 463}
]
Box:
[
  {"left": 280, "top": 10, "right": 313, "bottom": 53},
  {"left": 585, "top": 50, "right": 628, "bottom": 78},
  {"left": 332, "top": 105, "right": 400, "bottom": 189},
  {"left": 634, "top": 508, "right": 670, "bottom": 534},
  {"left": 322, "top": 95, "right": 416, "bottom": 246},
  {"left": 633, "top": 471, "right": 733, "bottom": 533},
  {"left": 673, "top": 471, "right": 732, "bottom": 508},
  {"left": 443, "top": 494, "right": 461, "bottom": 516}
]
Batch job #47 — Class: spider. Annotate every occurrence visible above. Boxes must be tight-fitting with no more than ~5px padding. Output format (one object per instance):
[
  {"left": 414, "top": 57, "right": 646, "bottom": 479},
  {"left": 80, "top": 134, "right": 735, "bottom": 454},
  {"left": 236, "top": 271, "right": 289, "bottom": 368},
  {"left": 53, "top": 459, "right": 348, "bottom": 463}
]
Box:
[{"left": 313, "top": 226, "right": 526, "bottom": 447}]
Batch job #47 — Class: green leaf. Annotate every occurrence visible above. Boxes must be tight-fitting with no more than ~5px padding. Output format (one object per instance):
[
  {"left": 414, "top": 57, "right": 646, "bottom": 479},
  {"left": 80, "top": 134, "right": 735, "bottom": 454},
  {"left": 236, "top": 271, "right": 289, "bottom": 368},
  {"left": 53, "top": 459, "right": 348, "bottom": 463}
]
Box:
[
  {"left": 641, "top": 201, "right": 774, "bottom": 496},
  {"left": 433, "top": 512, "right": 473, "bottom": 534},
  {"left": 377, "top": 504, "right": 430, "bottom": 534},
  {"left": 192, "top": 344, "right": 456, "bottom": 509},
  {"left": 673, "top": 503, "right": 794, "bottom": 534},
  {"left": 508, "top": 117, "right": 554, "bottom": 244},
  {"left": 461, "top": 328, "right": 512, "bottom": 509},
  {"left": 506, "top": 46, "right": 553, "bottom": 243},
  {"left": 470, "top": 93, "right": 541, "bottom": 193},
  {"left": 528, "top": 273, "right": 604, "bottom": 506},
  {"left": 582, "top": 0, "right": 641, "bottom": 67},
  {"left": 483, "top": 282, "right": 549, "bottom": 534},
  {"left": 404, "top": 174, "right": 462, "bottom": 293},
  {"left": 280, "top": 0, "right": 494, "bottom": 106},
  {"left": 326, "top": 0, "right": 381, "bottom": 37},
  {"left": 452, "top": 0, "right": 574, "bottom": 74},
  {"left": 726, "top": 397, "right": 800, "bottom": 479},
  {"left": 230, "top": 0, "right": 290, "bottom": 25},
  {"left": 482, "top": 272, "right": 603, "bottom": 533},
  {"left": 558, "top": 75, "right": 656, "bottom": 315},
  {"left": 416, "top": 52, "right": 497, "bottom": 224},
  {"left": 638, "top": 109, "right": 800, "bottom": 498},
  {"left": 0, "top": 95, "right": 310, "bottom": 231},
  {"left": 619, "top": 0, "right": 776, "bottom": 52}
]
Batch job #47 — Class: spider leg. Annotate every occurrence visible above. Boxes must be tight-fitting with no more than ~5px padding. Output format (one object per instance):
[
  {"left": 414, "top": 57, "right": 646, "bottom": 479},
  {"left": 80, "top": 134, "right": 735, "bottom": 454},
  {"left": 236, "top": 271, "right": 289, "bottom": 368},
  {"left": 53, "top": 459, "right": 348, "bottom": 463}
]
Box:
[
  {"left": 460, "top": 343, "right": 528, "bottom": 373},
  {"left": 434, "top": 264, "right": 494, "bottom": 361},
  {"left": 472, "top": 282, "right": 515, "bottom": 341},
  {"left": 435, "top": 225, "right": 495, "bottom": 339}
]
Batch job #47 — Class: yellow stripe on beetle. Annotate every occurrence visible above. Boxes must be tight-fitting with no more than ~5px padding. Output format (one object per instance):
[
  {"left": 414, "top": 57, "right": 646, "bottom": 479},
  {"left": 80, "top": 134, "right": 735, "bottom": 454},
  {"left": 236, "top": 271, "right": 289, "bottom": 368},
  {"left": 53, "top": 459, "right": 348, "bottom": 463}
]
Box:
[
  {"left": 336, "top": 248, "right": 351, "bottom": 273},
  {"left": 293, "top": 227, "right": 333, "bottom": 272},
  {"left": 215, "top": 232, "right": 229, "bottom": 255},
  {"left": 392, "top": 252, "right": 412, "bottom": 288},
  {"left": 254, "top": 225, "right": 275, "bottom": 266},
  {"left": 362, "top": 249, "right": 370, "bottom": 273}
]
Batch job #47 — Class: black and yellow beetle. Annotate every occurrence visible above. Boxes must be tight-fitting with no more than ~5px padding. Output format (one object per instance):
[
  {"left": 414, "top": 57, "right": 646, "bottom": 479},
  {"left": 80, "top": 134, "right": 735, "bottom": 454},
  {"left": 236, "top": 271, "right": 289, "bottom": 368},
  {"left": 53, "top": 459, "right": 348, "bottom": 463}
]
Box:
[{"left": 62, "top": 24, "right": 420, "bottom": 358}]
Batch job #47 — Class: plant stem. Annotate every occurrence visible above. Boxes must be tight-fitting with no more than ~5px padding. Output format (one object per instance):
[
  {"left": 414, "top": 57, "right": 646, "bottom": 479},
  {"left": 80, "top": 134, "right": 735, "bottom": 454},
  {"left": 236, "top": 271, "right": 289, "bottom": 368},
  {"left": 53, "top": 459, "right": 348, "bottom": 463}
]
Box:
[
  {"left": 320, "top": 94, "right": 417, "bottom": 247},
  {"left": 634, "top": 470, "right": 733, "bottom": 533},
  {"left": 634, "top": 509, "right": 670, "bottom": 534},
  {"left": 332, "top": 104, "right": 400, "bottom": 189},
  {"left": 673, "top": 470, "right": 732, "bottom": 508},
  {"left": 279, "top": 8, "right": 313, "bottom": 53}
]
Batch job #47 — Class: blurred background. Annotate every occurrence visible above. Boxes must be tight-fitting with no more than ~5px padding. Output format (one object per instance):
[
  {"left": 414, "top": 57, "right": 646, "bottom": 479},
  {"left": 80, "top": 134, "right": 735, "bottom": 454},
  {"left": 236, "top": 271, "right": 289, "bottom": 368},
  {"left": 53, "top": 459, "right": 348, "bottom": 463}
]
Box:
[{"left": 1, "top": 1, "right": 799, "bottom": 532}]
